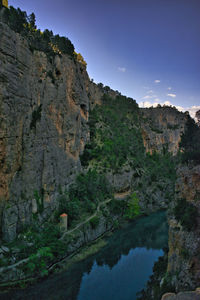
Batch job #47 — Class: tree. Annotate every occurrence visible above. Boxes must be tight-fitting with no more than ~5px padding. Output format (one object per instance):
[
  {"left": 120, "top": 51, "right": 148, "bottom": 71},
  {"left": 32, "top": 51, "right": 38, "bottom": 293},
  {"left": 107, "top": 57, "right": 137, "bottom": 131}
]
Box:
[{"left": 28, "top": 12, "right": 36, "bottom": 30}]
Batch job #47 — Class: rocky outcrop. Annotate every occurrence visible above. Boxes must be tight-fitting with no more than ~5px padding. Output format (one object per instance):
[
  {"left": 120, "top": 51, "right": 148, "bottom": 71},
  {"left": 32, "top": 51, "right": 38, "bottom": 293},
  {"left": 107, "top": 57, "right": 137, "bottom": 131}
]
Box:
[
  {"left": 167, "top": 165, "right": 200, "bottom": 291},
  {"left": 0, "top": 21, "right": 121, "bottom": 242},
  {"left": 141, "top": 107, "right": 187, "bottom": 155},
  {"left": 0, "top": 21, "right": 91, "bottom": 241},
  {"left": 161, "top": 288, "right": 200, "bottom": 300}
]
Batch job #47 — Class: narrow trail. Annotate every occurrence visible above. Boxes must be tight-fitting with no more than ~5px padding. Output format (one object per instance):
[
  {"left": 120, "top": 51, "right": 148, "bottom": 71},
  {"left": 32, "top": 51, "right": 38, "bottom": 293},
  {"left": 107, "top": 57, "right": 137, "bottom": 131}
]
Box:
[
  {"left": 61, "top": 198, "right": 112, "bottom": 239},
  {"left": 0, "top": 198, "right": 113, "bottom": 274}
]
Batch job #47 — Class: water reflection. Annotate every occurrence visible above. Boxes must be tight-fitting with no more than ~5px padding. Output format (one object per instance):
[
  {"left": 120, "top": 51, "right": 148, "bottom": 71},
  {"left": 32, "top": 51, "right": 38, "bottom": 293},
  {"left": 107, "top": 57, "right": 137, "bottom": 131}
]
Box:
[{"left": 1, "top": 211, "right": 168, "bottom": 300}]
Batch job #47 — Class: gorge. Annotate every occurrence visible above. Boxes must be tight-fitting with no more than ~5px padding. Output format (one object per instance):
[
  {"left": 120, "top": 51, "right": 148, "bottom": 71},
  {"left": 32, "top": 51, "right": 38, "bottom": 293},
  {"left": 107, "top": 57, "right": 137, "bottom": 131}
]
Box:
[{"left": 0, "top": 5, "right": 200, "bottom": 300}]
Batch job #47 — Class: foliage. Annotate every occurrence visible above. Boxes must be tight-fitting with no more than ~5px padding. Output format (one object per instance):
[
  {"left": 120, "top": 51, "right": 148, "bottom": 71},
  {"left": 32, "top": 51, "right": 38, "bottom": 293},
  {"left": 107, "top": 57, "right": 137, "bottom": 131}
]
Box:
[
  {"left": 25, "top": 247, "right": 53, "bottom": 276},
  {"left": 74, "top": 52, "right": 87, "bottom": 67},
  {"left": 89, "top": 216, "right": 100, "bottom": 229},
  {"left": 174, "top": 198, "right": 198, "bottom": 231},
  {"left": 30, "top": 104, "right": 42, "bottom": 129},
  {"left": 107, "top": 198, "right": 127, "bottom": 215},
  {"left": 33, "top": 189, "right": 44, "bottom": 213},
  {"left": 80, "top": 94, "right": 144, "bottom": 171},
  {"left": 1, "top": 6, "right": 75, "bottom": 59},
  {"left": 56, "top": 170, "right": 112, "bottom": 227},
  {"left": 124, "top": 192, "right": 140, "bottom": 219},
  {"left": 179, "top": 115, "right": 200, "bottom": 164}
]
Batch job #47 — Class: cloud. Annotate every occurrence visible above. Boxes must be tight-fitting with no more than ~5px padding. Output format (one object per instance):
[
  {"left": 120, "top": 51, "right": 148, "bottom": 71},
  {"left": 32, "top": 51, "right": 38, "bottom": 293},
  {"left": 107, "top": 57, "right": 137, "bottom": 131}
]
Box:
[
  {"left": 168, "top": 87, "right": 172, "bottom": 90},
  {"left": 118, "top": 67, "right": 126, "bottom": 73},
  {"left": 142, "top": 95, "right": 152, "bottom": 99},
  {"left": 147, "top": 90, "right": 153, "bottom": 94},
  {"left": 154, "top": 80, "right": 160, "bottom": 83},
  {"left": 167, "top": 93, "right": 176, "bottom": 98}
]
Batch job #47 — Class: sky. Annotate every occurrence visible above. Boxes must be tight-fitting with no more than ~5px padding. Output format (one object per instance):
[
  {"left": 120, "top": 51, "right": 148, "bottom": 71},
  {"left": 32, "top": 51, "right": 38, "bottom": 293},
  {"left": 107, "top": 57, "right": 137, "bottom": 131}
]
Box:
[{"left": 9, "top": 0, "right": 200, "bottom": 117}]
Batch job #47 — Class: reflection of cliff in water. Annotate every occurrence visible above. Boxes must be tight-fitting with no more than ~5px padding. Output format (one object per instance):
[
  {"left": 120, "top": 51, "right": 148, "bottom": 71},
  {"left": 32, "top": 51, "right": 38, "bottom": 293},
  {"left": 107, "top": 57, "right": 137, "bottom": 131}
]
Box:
[
  {"left": 95, "top": 211, "right": 168, "bottom": 269},
  {"left": 1, "top": 211, "right": 168, "bottom": 300}
]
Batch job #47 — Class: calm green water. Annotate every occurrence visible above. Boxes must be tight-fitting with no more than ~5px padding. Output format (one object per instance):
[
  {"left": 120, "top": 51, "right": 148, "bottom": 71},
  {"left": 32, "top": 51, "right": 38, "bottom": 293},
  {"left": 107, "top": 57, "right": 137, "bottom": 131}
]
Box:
[{"left": 1, "top": 211, "right": 168, "bottom": 300}]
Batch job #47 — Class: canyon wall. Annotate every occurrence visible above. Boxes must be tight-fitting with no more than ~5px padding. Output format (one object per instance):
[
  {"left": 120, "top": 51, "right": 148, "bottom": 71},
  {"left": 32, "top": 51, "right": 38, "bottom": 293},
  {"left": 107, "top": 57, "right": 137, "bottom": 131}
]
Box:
[
  {"left": 0, "top": 21, "right": 188, "bottom": 242},
  {"left": 167, "top": 164, "right": 200, "bottom": 291},
  {"left": 141, "top": 107, "right": 187, "bottom": 155}
]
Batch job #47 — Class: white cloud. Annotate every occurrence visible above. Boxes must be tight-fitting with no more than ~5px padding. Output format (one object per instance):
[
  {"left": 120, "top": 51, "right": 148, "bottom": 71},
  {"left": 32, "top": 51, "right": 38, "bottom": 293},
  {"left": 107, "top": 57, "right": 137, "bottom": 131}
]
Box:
[
  {"left": 167, "top": 93, "right": 176, "bottom": 98},
  {"left": 168, "top": 87, "right": 172, "bottom": 90},
  {"left": 147, "top": 90, "right": 153, "bottom": 94},
  {"left": 187, "top": 106, "right": 200, "bottom": 119},
  {"left": 118, "top": 67, "right": 126, "bottom": 73},
  {"left": 142, "top": 95, "right": 152, "bottom": 99},
  {"left": 154, "top": 98, "right": 160, "bottom": 102},
  {"left": 154, "top": 80, "right": 161, "bottom": 83}
]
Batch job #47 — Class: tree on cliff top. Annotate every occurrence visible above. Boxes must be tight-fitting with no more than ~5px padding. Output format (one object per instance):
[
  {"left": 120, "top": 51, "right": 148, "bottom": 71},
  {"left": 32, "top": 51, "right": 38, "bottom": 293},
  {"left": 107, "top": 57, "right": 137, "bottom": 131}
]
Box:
[{"left": 179, "top": 115, "right": 200, "bottom": 164}]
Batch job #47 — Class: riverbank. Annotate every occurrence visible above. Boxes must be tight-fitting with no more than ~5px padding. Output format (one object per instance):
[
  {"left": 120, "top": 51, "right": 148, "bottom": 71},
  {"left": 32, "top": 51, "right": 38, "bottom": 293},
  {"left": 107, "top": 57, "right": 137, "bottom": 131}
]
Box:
[{"left": 0, "top": 211, "right": 168, "bottom": 300}]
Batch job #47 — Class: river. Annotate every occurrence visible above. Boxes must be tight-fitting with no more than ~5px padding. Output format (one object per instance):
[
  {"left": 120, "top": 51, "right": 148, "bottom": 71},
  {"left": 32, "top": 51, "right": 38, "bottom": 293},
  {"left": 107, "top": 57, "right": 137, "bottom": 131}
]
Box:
[{"left": 0, "top": 211, "right": 168, "bottom": 300}]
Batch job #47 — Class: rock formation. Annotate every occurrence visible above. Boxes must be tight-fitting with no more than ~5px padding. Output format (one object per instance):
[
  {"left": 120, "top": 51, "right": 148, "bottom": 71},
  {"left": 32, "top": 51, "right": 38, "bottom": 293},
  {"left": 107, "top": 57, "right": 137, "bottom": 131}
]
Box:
[
  {"left": 0, "top": 20, "right": 189, "bottom": 243},
  {"left": 167, "top": 165, "right": 200, "bottom": 291}
]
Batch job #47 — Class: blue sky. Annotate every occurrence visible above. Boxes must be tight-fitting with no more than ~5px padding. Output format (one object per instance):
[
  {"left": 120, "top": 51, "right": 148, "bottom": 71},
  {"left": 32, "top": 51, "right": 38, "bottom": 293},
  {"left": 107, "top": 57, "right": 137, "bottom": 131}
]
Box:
[{"left": 9, "top": 0, "right": 200, "bottom": 115}]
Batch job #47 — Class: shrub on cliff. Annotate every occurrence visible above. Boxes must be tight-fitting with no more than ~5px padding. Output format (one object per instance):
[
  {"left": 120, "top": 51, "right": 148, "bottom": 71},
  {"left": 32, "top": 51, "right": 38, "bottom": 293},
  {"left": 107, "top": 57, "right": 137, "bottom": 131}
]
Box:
[
  {"left": 179, "top": 115, "right": 200, "bottom": 164},
  {"left": 174, "top": 198, "right": 198, "bottom": 231}
]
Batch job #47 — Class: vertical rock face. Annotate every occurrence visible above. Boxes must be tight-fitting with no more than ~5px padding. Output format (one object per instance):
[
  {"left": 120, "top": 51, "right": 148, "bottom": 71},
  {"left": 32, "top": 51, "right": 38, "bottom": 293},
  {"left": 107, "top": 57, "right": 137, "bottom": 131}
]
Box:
[
  {"left": 141, "top": 107, "right": 187, "bottom": 155},
  {"left": 167, "top": 165, "right": 200, "bottom": 291},
  {"left": 0, "top": 22, "right": 119, "bottom": 242},
  {"left": 0, "top": 22, "right": 92, "bottom": 241}
]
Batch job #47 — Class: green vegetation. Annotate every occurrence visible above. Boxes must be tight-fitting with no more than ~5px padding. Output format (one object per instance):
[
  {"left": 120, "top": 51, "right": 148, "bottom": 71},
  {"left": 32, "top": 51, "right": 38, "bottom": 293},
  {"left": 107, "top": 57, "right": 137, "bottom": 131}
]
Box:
[
  {"left": 89, "top": 216, "right": 100, "bottom": 229},
  {"left": 124, "top": 192, "right": 140, "bottom": 219},
  {"left": 55, "top": 169, "right": 112, "bottom": 227},
  {"left": 25, "top": 247, "right": 53, "bottom": 277},
  {"left": 174, "top": 198, "right": 198, "bottom": 231},
  {"left": 179, "top": 115, "right": 200, "bottom": 164},
  {"left": 80, "top": 94, "right": 144, "bottom": 171},
  {"left": 33, "top": 190, "right": 44, "bottom": 213},
  {"left": 1, "top": 6, "right": 86, "bottom": 64},
  {"left": 81, "top": 94, "right": 178, "bottom": 209}
]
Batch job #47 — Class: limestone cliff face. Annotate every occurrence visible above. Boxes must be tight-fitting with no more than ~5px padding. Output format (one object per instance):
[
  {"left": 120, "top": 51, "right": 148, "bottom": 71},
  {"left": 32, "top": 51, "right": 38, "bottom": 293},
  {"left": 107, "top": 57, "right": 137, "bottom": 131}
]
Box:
[
  {"left": 0, "top": 21, "right": 188, "bottom": 243},
  {"left": 141, "top": 107, "right": 187, "bottom": 155},
  {"left": 167, "top": 165, "right": 200, "bottom": 291},
  {"left": 161, "top": 288, "right": 200, "bottom": 300},
  {"left": 0, "top": 21, "right": 94, "bottom": 241},
  {"left": 0, "top": 22, "right": 120, "bottom": 242}
]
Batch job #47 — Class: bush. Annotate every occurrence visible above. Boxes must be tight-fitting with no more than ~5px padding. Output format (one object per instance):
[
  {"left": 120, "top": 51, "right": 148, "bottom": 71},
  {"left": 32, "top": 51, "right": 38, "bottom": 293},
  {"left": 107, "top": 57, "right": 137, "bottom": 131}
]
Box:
[
  {"left": 89, "top": 216, "right": 100, "bottom": 229},
  {"left": 174, "top": 198, "right": 198, "bottom": 231},
  {"left": 124, "top": 192, "right": 140, "bottom": 219},
  {"left": 179, "top": 116, "right": 200, "bottom": 164}
]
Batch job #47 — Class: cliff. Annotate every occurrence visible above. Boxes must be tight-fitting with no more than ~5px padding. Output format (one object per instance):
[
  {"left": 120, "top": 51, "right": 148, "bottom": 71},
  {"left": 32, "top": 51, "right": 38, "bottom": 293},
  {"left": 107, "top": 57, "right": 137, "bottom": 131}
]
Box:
[
  {"left": 167, "top": 164, "right": 200, "bottom": 291},
  {"left": 161, "top": 288, "right": 200, "bottom": 300},
  {"left": 0, "top": 20, "right": 189, "bottom": 243},
  {"left": 141, "top": 107, "right": 187, "bottom": 155},
  {"left": 0, "top": 21, "right": 119, "bottom": 242}
]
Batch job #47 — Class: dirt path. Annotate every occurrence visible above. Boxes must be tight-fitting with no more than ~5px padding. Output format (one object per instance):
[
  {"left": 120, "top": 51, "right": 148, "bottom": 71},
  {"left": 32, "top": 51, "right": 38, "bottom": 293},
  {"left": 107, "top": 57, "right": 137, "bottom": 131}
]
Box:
[{"left": 61, "top": 198, "right": 112, "bottom": 239}]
